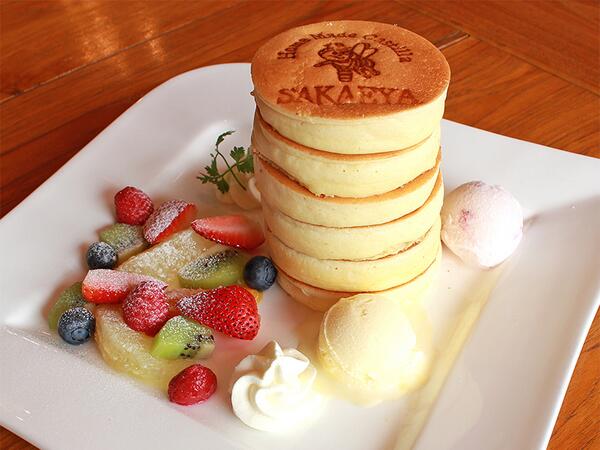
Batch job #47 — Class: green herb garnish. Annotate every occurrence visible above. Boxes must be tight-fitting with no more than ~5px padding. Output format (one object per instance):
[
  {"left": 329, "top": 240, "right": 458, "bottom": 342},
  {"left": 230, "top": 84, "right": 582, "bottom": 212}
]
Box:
[{"left": 197, "top": 131, "right": 254, "bottom": 194}]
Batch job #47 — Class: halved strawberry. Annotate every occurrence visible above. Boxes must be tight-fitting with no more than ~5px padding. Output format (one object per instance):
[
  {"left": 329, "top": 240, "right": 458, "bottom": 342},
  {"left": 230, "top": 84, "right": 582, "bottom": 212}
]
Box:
[
  {"left": 176, "top": 285, "right": 260, "bottom": 340},
  {"left": 82, "top": 269, "right": 166, "bottom": 304},
  {"left": 143, "top": 200, "right": 196, "bottom": 245},
  {"left": 166, "top": 287, "right": 261, "bottom": 312},
  {"left": 191, "top": 215, "right": 264, "bottom": 250}
]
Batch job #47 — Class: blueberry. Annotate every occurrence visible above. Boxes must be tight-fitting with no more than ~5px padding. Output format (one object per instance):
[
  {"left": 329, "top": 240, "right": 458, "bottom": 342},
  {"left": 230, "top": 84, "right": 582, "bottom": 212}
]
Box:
[
  {"left": 58, "top": 307, "right": 95, "bottom": 345},
  {"left": 86, "top": 241, "right": 117, "bottom": 269},
  {"left": 243, "top": 256, "right": 277, "bottom": 291}
]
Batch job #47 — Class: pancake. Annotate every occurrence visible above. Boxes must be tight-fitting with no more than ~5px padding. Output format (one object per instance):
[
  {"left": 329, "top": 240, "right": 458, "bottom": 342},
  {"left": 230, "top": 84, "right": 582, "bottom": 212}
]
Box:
[
  {"left": 265, "top": 218, "right": 441, "bottom": 292},
  {"left": 252, "top": 112, "right": 440, "bottom": 198},
  {"left": 262, "top": 175, "right": 442, "bottom": 260},
  {"left": 252, "top": 20, "right": 450, "bottom": 153},
  {"left": 254, "top": 152, "right": 441, "bottom": 227},
  {"left": 277, "top": 248, "right": 441, "bottom": 312}
]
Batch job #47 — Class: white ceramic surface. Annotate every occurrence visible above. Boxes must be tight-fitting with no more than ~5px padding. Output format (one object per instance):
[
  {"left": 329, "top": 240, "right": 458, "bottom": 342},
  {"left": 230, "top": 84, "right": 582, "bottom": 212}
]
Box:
[{"left": 0, "top": 63, "right": 598, "bottom": 450}]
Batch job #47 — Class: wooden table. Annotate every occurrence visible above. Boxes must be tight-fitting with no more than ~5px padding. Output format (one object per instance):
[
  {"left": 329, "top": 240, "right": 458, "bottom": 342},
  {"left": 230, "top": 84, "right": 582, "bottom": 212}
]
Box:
[{"left": 1, "top": 1, "right": 598, "bottom": 448}]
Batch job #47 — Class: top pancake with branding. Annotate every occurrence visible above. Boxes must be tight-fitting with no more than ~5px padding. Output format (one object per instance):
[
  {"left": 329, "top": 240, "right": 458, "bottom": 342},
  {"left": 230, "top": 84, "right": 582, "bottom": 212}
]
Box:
[{"left": 252, "top": 20, "right": 450, "bottom": 153}]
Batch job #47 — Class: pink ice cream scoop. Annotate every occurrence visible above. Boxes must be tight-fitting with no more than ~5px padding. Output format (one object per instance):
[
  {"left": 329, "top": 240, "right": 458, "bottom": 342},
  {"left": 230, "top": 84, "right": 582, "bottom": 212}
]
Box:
[{"left": 441, "top": 181, "right": 523, "bottom": 268}]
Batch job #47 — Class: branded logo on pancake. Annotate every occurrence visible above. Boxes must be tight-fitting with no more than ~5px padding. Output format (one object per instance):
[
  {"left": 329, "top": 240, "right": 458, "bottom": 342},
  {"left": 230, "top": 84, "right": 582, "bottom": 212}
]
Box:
[
  {"left": 275, "top": 30, "right": 418, "bottom": 106},
  {"left": 276, "top": 31, "right": 413, "bottom": 63},
  {"left": 314, "top": 42, "right": 380, "bottom": 82},
  {"left": 276, "top": 85, "right": 419, "bottom": 106}
]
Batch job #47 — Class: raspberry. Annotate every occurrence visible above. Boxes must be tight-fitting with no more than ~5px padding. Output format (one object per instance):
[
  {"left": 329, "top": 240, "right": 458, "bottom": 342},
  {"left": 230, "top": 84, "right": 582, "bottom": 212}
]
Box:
[
  {"left": 176, "top": 285, "right": 260, "bottom": 340},
  {"left": 122, "top": 281, "right": 170, "bottom": 336},
  {"left": 168, "top": 364, "right": 217, "bottom": 406},
  {"left": 114, "top": 186, "right": 154, "bottom": 226}
]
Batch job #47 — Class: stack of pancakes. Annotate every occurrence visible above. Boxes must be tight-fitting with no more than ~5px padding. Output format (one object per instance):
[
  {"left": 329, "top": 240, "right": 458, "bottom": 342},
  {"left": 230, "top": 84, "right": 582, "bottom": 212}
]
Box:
[{"left": 251, "top": 20, "right": 450, "bottom": 311}]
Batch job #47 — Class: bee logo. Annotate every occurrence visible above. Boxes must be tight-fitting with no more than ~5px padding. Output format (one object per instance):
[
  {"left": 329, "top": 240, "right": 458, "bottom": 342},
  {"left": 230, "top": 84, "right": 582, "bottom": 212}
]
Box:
[{"left": 314, "top": 42, "right": 381, "bottom": 82}]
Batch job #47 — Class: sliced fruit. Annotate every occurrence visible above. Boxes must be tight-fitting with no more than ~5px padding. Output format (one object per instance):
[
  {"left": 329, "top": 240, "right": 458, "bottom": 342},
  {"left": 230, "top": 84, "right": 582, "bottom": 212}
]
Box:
[
  {"left": 168, "top": 364, "right": 217, "bottom": 405},
  {"left": 99, "top": 223, "right": 148, "bottom": 263},
  {"left": 243, "top": 256, "right": 277, "bottom": 291},
  {"left": 122, "top": 281, "right": 170, "bottom": 336},
  {"left": 166, "top": 288, "right": 201, "bottom": 304},
  {"left": 166, "top": 287, "right": 262, "bottom": 305},
  {"left": 176, "top": 285, "right": 260, "bottom": 340},
  {"left": 177, "top": 249, "right": 245, "bottom": 289},
  {"left": 151, "top": 316, "right": 215, "bottom": 360},
  {"left": 86, "top": 242, "right": 118, "bottom": 270},
  {"left": 58, "top": 307, "right": 95, "bottom": 345},
  {"left": 143, "top": 200, "right": 196, "bottom": 245},
  {"left": 118, "top": 229, "right": 224, "bottom": 287},
  {"left": 82, "top": 269, "right": 166, "bottom": 303},
  {"left": 48, "top": 282, "right": 89, "bottom": 330},
  {"left": 191, "top": 215, "right": 264, "bottom": 250},
  {"left": 95, "top": 304, "right": 197, "bottom": 390},
  {"left": 114, "top": 186, "right": 154, "bottom": 225}
]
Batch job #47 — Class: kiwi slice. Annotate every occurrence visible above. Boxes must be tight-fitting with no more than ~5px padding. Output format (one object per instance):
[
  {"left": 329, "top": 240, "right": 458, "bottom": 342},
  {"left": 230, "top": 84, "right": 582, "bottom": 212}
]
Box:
[
  {"left": 99, "top": 223, "right": 148, "bottom": 263},
  {"left": 177, "top": 249, "right": 245, "bottom": 289},
  {"left": 151, "top": 316, "right": 215, "bottom": 360},
  {"left": 48, "top": 282, "right": 89, "bottom": 330}
]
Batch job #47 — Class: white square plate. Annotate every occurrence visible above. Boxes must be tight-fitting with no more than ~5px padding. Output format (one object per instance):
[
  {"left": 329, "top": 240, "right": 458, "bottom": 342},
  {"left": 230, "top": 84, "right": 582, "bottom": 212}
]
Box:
[{"left": 1, "top": 64, "right": 599, "bottom": 450}]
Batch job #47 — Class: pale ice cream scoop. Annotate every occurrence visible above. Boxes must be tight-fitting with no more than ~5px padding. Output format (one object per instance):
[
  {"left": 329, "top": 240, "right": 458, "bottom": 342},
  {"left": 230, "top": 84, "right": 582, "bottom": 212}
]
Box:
[
  {"left": 441, "top": 181, "right": 523, "bottom": 268},
  {"left": 318, "top": 294, "right": 431, "bottom": 405}
]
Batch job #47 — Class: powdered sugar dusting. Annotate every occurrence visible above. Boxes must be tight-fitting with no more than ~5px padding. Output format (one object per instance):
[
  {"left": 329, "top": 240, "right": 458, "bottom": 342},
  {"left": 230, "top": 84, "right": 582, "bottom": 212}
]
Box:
[
  {"left": 118, "top": 229, "right": 225, "bottom": 287},
  {"left": 122, "top": 281, "right": 170, "bottom": 335},
  {"left": 166, "top": 288, "right": 203, "bottom": 303},
  {"left": 114, "top": 186, "right": 154, "bottom": 225},
  {"left": 84, "top": 270, "right": 165, "bottom": 291},
  {"left": 143, "top": 200, "right": 195, "bottom": 244},
  {"left": 182, "top": 250, "right": 238, "bottom": 276},
  {"left": 82, "top": 269, "right": 166, "bottom": 303}
]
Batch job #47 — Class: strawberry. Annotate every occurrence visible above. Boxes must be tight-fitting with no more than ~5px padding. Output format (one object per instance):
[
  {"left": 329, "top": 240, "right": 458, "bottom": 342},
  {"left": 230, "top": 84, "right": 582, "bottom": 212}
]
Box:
[
  {"left": 176, "top": 285, "right": 260, "bottom": 340},
  {"left": 122, "top": 281, "right": 170, "bottom": 335},
  {"left": 191, "top": 215, "right": 264, "bottom": 250},
  {"left": 165, "top": 288, "right": 200, "bottom": 318},
  {"left": 143, "top": 200, "right": 196, "bottom": 245},
  {"left": 114, "top": 186, "right": 154, "bottom": 225},
  {"left": 167, "top": 287, "right": 262, "bottom": 305},
  {"left": 168, "top": 364, "right": 217, "bottom": 406},
  {"left": 82, "top": 269, "right": 166, "bottom": 303},
  {"left": 166, "top": 288, "right": 201, "bottom": 304}
]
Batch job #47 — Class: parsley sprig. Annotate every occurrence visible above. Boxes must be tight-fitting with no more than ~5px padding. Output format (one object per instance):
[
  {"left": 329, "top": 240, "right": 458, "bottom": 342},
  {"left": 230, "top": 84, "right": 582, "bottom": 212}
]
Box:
[{"left": 197, "top": 131, "right": 254, "bottom": 194}]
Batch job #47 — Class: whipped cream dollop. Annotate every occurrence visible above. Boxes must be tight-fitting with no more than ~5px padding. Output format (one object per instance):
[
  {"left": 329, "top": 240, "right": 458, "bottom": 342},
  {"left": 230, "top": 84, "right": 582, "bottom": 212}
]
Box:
[{"left": 230, "top": 341, "right": 323, "bottom": 432}]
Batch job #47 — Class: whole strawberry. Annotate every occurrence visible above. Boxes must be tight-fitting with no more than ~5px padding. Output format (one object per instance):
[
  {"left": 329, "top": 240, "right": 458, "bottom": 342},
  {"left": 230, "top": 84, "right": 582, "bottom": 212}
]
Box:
[
  {"left": 122, "top": 281, "right": 170, "bottom": 335},
  {"left": 176, "top": 286, "right": 260, "bottom": 340},
  {"left": 114, "top": 186, "right": 154, "bottom": 225},
  {"left": 168, "top": 364, "right": 217, "bottom": 406}
]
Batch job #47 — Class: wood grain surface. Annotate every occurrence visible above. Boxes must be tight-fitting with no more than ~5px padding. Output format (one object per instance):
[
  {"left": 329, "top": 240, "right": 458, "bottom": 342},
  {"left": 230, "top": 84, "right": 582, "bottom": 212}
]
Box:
[
  {"left": 404, "top": 0, "right": 600, "bottom": 93},
  {"left": 0, "top": 1, "right": 598, "bottom": 449}
]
